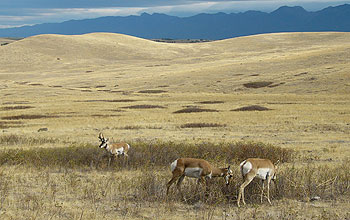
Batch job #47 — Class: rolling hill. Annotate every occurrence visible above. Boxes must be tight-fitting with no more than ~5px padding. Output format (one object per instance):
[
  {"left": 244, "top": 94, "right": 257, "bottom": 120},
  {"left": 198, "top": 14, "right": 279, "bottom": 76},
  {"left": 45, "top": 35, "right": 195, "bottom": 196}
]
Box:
[{"left": 0, "top": 32, "right": 349, "bottom": 95}]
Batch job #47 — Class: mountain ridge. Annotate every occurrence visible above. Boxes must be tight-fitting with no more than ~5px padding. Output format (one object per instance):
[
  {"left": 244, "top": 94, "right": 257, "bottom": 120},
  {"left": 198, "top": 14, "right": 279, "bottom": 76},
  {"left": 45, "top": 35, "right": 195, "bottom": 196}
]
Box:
[{"left": 0, "top": 4, "right": 349, "bottom": 39}]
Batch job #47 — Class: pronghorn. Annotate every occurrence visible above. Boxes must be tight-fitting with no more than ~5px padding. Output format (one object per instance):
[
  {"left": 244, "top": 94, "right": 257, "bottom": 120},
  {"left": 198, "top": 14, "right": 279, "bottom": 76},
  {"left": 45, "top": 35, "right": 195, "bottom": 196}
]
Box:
[
  {"left": 237, "top": 158, "right": 279, "bottom": 207},
  {"left": 166, "top": 158, "right": 233, "bottom": 198},
  {"left": 98, "top": 133, "right": 130, "bottom": 166}
]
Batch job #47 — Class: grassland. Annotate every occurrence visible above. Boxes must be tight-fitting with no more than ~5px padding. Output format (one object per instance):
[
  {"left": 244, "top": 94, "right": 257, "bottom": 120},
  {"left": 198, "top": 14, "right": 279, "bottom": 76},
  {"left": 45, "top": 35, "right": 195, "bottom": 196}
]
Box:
[{"left": 0, "top": 32, "right": 349, "bottom": 219}]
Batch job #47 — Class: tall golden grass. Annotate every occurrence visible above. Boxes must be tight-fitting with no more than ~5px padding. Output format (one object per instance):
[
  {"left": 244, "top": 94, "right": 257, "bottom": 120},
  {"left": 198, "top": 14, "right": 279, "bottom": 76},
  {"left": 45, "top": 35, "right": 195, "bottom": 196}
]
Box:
[
  {"left": 0, "top": 135, "right": 293, "bottom": 168},
  {"left": 0, "top": 137, "right": 349, "bottom": 219}
]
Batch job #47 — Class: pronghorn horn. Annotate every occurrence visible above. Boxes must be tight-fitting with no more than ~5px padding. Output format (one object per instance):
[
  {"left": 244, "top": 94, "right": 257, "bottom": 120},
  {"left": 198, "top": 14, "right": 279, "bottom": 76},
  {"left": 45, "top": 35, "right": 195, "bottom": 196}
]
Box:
[{"left": 98, "top": 133, "right": 104, "bottom": 140}]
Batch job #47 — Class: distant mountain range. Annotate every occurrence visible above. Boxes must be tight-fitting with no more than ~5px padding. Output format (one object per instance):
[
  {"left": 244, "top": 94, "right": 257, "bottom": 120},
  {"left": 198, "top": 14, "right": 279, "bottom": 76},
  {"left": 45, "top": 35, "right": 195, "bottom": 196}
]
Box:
[{"left": 1, "top": 4, "right": 350, "bottom": 39}]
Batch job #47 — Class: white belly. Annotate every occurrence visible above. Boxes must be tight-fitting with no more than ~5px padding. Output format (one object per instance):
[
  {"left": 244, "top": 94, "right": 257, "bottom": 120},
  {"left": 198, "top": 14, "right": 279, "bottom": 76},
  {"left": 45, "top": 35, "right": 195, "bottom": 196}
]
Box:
[
  {"left": 116, "top": 147, "right": 124, "bottom": 155},
  {"left": 256, "top": 168, "right": 272, "bottom": 180},
  {"left": 241, "top": 161, "right": 272, "bottom": 180},
  {"left": 184, "top": 167, "right": 203, "bottom": 178}
]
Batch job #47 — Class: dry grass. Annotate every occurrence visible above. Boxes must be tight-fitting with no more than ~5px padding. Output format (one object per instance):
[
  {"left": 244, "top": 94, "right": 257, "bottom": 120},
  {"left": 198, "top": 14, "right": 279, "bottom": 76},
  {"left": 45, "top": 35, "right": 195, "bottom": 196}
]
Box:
[
  {"left": 0, "top": 32, "right": 350, "bottom": 219},
  {"left": 0, "top": 140, "right": 348, "bottom": 219},
  {"left": 0, "top": 138, "right": 293, "bottom": 168}
]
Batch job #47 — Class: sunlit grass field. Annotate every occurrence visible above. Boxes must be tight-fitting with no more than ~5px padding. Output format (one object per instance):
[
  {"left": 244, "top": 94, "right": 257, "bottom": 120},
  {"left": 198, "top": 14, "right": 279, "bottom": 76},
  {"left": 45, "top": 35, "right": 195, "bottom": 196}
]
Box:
[{"left": 0, "top": 32, "right": 350, "bottom": 219}]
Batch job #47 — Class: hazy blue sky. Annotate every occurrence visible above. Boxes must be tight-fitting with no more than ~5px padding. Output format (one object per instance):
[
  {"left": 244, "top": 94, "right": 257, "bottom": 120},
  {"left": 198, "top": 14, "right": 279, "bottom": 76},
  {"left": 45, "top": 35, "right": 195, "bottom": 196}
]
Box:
[{"left": 0, "top": 0, "right": 349, "bottom": 28}]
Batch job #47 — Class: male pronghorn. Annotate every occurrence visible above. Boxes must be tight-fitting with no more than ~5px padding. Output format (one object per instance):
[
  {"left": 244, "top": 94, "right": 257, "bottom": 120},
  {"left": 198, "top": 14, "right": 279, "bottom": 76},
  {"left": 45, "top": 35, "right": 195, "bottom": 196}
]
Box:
[
  {"left": 98, "top": 133, "right": 130, "bottom": 166},
  {"left": 237, "top": 158, "right": 279, "bottom": 207},
  {"left": 166, "top": 158, "right": 233, "bottom": 198}
]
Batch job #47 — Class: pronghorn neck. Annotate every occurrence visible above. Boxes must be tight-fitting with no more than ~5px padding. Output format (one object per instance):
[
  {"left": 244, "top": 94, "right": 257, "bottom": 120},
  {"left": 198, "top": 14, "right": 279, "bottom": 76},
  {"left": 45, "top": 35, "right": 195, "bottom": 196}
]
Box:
[
  {"left": 104, "top": 143, "right": 112, "bottom": 151},
  {"left": 211, "top": 166, "right": 227, "bottom": 177}
]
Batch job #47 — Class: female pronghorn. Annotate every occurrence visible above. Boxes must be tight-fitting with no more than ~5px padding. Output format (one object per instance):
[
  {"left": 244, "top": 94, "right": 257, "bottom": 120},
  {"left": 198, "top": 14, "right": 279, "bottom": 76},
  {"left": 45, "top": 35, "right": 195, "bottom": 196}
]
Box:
[
  {"left": 166, "top": 158, "right": 233, "bottom": 198},
  {"left": 237, "top": 158, "right": 278, "bottom": 207},
  {"left": 98, "top": 133, "right": 130, "bottom": 166}
]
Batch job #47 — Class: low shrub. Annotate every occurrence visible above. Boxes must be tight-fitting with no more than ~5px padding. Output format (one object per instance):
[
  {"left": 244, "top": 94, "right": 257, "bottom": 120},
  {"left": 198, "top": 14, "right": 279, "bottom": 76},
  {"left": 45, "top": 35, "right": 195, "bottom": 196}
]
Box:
[
  {"left": 180, "top": 123, "right": 226, "bottom": 128},
  {"left": 0, "top": 106, "right": 34, "bottom": 111},
  {"left": 0, "top": 139, "right": 293, "bottom": 169},
  {"left": 0, "top": 134, "right": 59, "bottom": 146},
  {"left": 122, "top": 105, "right": 165, "bottom": 109},
  {"left": 243, "top": 81, "right": 274, "bottom": 88},
  {"left": 138, "top": 90, "right": 167, "bottom": 94},
  {"left": 197, "top": 101, "right": 225, "bottom": 104},
  {"left": 1, "top": 114, "right": 58, "bottom": 120},
  {"left": 173, "top": 107, "right": 219, "bottom": 114},
  {"left": 231, "top": 105, "right": 271, "bottom": 111}
]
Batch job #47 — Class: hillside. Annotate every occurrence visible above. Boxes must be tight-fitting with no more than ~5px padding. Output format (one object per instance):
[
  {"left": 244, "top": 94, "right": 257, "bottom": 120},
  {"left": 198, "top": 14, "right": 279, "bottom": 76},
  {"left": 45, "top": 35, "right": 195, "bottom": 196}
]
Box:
[
  {"left": 0, "top": 32, "right": 350, "bottom": 94},
  {"left": 1, "top": 31, "right": 350, "bottom": 220},
  {"left": 0, "top": 4, "right": 349, "bottom": 39}
]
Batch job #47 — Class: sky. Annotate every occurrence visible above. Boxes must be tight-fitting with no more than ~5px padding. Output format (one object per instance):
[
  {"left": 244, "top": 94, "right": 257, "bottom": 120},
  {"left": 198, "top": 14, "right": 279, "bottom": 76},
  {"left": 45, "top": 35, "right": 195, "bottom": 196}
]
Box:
[{"left": 0, "top": 0, "right": 349, "bottom": 28}]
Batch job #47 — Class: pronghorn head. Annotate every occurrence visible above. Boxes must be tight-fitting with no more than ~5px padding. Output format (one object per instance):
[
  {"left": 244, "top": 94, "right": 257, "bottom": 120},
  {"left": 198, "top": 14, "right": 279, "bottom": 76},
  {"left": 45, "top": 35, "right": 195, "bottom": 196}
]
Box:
[
  {"left": 98, "top": 133, "right": 109, "bottom": 149},
  {"left": 272, "top": 160, "right": 280, "bottom": 181},
  {"left": 223, "top": 165, "right": 233, "bottom": 185}
]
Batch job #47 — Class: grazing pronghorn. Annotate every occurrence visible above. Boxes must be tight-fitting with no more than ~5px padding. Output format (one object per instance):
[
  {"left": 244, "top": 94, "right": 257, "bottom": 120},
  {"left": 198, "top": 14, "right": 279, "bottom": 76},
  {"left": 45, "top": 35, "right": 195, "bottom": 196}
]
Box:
[
  {"left": 98, "top": 133, "right": 130, "bottom": 166},
  {"left": 166, "top": 158, "right": 233, "bottom": 198},
  {"left": 237, "top": 158, "right": 279, "bottom": 207}
]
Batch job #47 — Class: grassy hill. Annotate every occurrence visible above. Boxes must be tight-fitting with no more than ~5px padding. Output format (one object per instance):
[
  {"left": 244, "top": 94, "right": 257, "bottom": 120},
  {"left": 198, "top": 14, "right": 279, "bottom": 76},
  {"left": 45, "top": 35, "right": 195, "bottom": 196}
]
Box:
[
  {"left": 0, "top": 32, "right": 349, "bottom": 219},
  {"left": 1, "top": 32, "right": 349, "bottom": 94}
]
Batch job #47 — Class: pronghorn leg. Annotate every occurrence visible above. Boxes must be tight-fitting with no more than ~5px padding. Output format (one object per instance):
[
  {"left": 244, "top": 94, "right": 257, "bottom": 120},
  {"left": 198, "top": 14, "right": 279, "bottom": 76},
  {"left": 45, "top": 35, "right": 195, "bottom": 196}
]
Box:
[
  {"left": 261, "top": 180, "right": 265, "bottom": 203},
  {"left": 108, "top": 156, "right": 112, "bottom": 167},
  {"left": 196, "top": 177, "right": 205, "bottom": 190},
  {"left": 267, "top": 178, "right": 272, "bottom": 205},
  {"left": 176, "top": 175, "right": 186, "bottom": 199},
  {"left": 166, "top": 173, "right": 182, "bottom": 196},
  {"left": 237, "top": 174, "right": 255, "bottom": 207},
  {"left": 123, "top": 154, "right": 128, "bottom": 166},
  {"left": 195, "top": 177, "right": 207, "bottom": 199}
]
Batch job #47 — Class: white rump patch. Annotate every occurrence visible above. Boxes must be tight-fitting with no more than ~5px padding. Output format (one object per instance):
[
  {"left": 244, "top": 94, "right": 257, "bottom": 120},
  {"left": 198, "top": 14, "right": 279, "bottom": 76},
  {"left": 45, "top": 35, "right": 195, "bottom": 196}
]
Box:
[
  {"left": 184, "top": 167, "right": 203, "bottom": 178},
  {"left": 241, "top": 161, "right": 252, "bottom": 175},
  {"left": 256, "top": 168, "right": 272, "bottom": 180},
  {"left": 170, "top": 159, "right": 178, "bottom": 172},
  {"left": 116, "top": 147, "right": 125, "bottom": 155}
]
